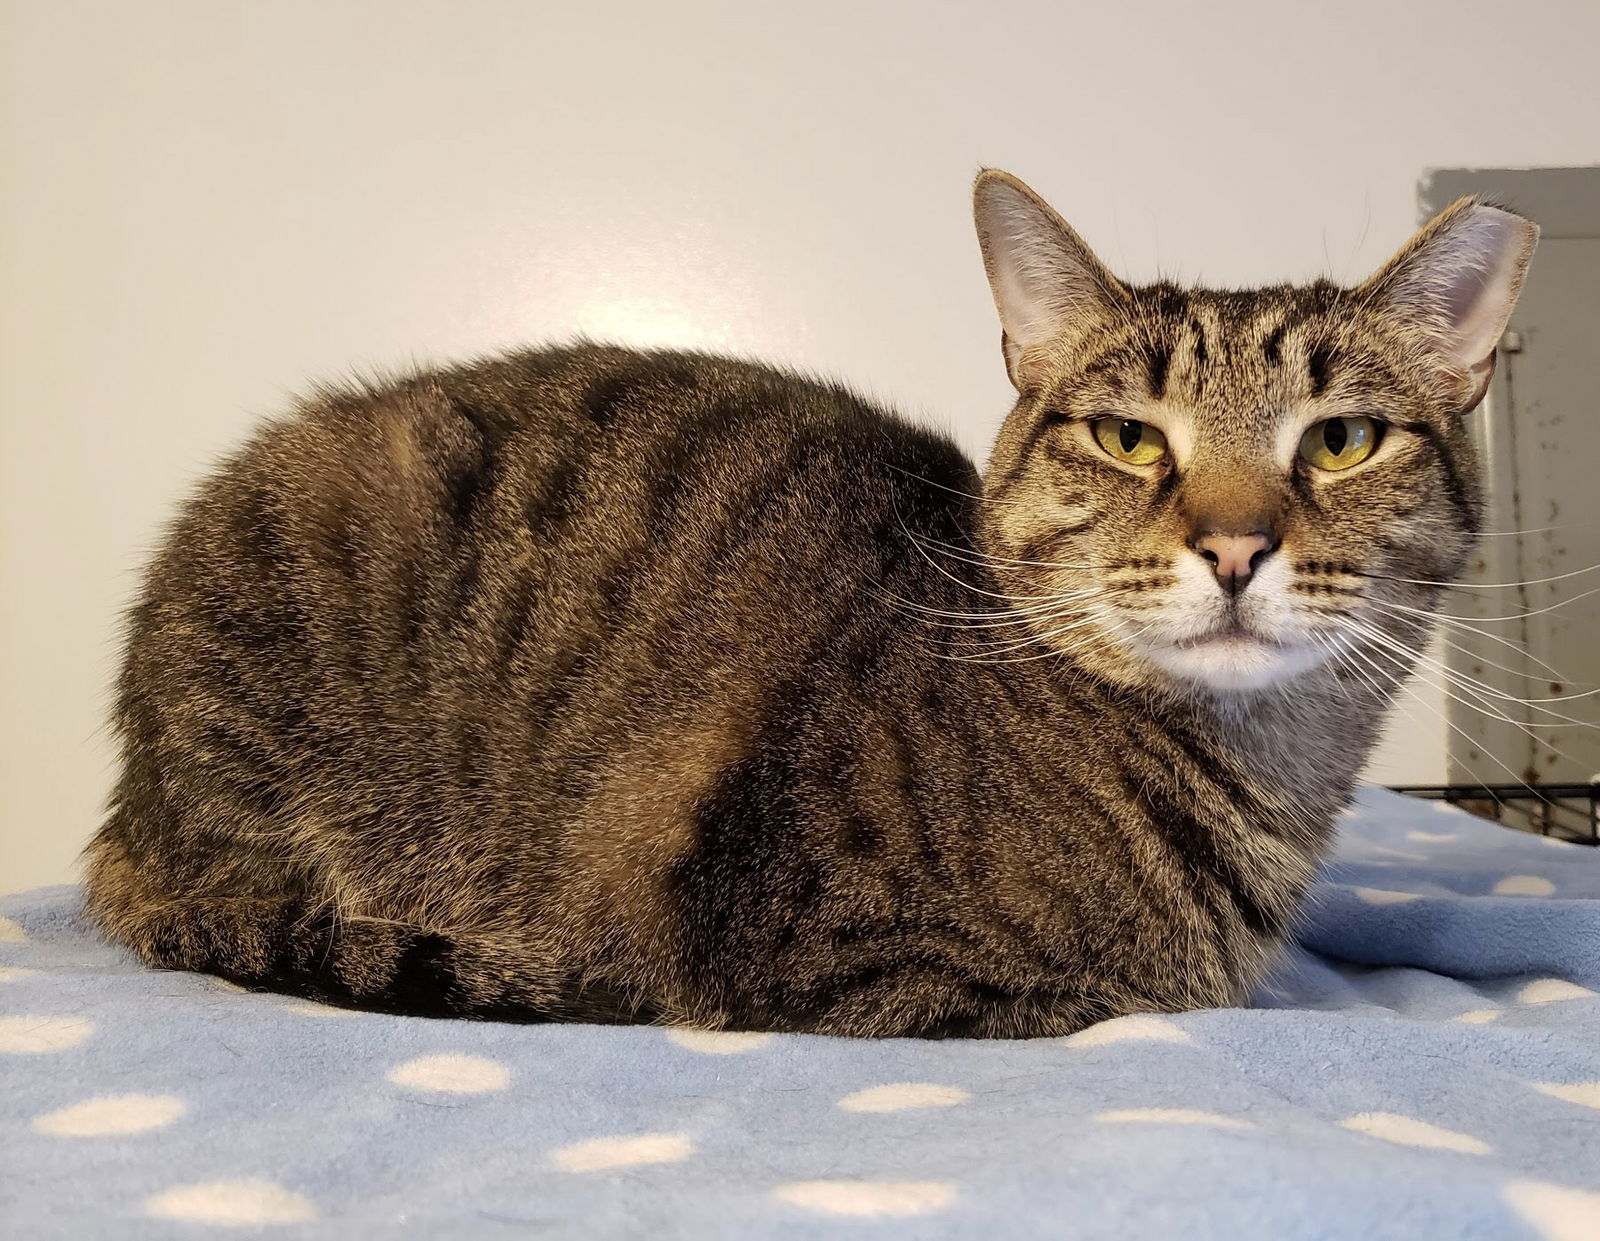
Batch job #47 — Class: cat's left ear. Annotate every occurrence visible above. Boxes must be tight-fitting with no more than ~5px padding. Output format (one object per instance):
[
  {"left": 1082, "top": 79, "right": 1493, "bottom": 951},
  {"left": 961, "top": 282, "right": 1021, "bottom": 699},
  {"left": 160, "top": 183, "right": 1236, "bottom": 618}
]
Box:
[
  {"left": 973, "top": 170, "right": 1130, "bottom": 390},
  {"left": 1358, "top": 197, "right": 1539, "bottom": 413}
]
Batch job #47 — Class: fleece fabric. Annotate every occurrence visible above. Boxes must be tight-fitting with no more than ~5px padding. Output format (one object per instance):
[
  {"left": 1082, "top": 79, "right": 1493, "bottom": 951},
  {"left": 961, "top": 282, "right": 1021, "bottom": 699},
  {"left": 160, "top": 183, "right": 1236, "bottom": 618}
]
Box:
[{"left": 2, "top": 786, "right": 1597, "bottom": 1239}]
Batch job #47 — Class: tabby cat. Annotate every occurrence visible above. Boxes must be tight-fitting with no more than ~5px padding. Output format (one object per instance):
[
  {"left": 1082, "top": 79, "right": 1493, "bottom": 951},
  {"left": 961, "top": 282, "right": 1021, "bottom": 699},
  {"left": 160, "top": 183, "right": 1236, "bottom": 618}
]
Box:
[{"left": 84, "top": 172, "right": 1538, "bottom": 1038}]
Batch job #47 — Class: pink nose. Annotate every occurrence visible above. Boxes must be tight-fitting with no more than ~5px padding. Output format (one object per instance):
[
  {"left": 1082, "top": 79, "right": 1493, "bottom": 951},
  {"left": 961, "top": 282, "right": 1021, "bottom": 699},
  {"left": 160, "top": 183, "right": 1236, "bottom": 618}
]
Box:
[{"left": 1193, "top": 532, "right": 1274, "bottom": 595}]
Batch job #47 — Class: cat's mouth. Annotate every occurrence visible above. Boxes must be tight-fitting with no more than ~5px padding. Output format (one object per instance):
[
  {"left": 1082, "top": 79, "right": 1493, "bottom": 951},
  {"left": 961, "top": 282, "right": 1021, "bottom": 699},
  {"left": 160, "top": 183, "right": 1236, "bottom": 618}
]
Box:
[
  {"left": 1172, "top": 624, "right": 1284, "bottom": 651},
  {"left": 1138, "top": 621, "right": 1324, "bottom": 691}
]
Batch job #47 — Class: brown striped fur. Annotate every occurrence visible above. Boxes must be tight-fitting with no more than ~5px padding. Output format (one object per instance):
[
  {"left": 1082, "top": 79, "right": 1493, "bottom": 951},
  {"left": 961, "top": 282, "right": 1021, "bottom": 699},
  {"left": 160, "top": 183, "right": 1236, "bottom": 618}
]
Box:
[{"left": 83, "top": 174, "right": 1537, "bottom": 1036}]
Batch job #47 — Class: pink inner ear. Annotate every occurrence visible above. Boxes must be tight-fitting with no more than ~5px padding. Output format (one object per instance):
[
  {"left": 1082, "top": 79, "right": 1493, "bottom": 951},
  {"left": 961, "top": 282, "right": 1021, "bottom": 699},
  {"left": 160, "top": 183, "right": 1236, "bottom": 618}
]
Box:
[
  {"left": 1382, "top": 205, "right": 1537, "bottom": 370},
  {"left": 973, "top": 172, "right": 1129, "bottom": 390},
  {"left": 1439, "top": 215, "right": 1523, "bottom": 358}
]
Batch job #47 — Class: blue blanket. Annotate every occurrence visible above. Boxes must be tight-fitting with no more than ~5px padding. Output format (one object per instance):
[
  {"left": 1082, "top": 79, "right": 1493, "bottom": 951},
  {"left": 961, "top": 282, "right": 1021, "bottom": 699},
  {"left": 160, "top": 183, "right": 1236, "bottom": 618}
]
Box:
[{"left": 4, "top": 786, "right": 1598, "bottom": 1239}]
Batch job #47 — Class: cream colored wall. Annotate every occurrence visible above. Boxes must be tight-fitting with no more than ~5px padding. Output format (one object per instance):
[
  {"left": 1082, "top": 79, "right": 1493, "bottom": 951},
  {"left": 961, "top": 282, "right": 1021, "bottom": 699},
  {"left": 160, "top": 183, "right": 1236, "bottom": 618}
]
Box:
[{"left": 4, "top": 0, "right": 1596, "bottom": 889}]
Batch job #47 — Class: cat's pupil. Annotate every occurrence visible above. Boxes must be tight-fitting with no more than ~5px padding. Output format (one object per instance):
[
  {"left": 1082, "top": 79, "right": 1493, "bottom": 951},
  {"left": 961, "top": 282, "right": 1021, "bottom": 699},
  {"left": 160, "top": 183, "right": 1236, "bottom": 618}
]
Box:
[
  {"left": 1118, "top": 421, "right": 1142, "bottom": 453},
  {"left": 1322, "top": 419, "right": 1348, "bottom": 456}
]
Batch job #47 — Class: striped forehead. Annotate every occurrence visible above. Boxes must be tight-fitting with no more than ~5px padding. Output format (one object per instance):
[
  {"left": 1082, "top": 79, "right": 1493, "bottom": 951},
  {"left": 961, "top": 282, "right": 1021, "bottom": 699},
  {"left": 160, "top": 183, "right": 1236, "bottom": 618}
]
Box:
[{"left": 1103, "top": 282, "right": 1358, "bottom": 467}]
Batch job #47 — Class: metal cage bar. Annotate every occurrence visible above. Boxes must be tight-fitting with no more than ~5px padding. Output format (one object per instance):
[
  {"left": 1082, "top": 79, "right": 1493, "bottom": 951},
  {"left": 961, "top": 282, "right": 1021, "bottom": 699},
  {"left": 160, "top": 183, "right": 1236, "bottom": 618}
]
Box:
[{"left": 1386, "top": 782, "right": 1600, "bottom": 846}]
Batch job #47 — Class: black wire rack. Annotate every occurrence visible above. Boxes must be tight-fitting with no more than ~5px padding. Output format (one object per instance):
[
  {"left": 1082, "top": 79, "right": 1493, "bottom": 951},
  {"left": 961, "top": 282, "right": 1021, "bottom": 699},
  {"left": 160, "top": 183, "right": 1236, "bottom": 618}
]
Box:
[{"left": 1386, "top": 783, "right": 1600, "bottom": 846}]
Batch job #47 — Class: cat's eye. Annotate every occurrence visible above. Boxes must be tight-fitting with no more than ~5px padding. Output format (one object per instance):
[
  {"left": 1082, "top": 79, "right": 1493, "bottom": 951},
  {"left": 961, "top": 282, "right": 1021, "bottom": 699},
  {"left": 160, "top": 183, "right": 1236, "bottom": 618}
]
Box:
[
  {"left": 1299, "top": 416, "right": 1381, "bottom": 472},
  {"left": 1091, "top": 418, "right": 1168, "bottom": 466}
]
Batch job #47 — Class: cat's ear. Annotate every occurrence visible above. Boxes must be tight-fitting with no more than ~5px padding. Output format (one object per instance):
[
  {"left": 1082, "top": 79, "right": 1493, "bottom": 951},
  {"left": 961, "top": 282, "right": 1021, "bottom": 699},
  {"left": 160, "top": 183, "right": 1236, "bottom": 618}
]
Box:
[
  {"left": 1357, "top": 197, "right": 1539, "bottom": 413},
  {"left": 973, "top": 170, "right": 1129, "bottom": 390}
]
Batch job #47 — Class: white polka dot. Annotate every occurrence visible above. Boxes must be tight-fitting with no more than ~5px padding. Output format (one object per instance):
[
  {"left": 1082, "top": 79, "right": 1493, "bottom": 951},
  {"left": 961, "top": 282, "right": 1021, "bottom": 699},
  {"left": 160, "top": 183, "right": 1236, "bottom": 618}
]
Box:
[
  {"left": 0, "top": 916, "right": 25, "bottom": 942},
  {"left": 281, "top": 1000, "right": 361, "bottom": 1018},
  {"left": 1494, "top": 875, "right": 1556, "bottom": 897},
  {"left": 1338, "top": 1112, "right": 1490, "bottom": 1155},
  {"left": 552, "top": 1132, "right": 692, "bottom": 1172},
  {"left": 838, "top": 1083, "right": 970, "bottom": 1112},
  {"left": 1504, "top": 1180, "right": 1600, "bottom": 1241},
  {"left": 1452, "top": 1008, "right": 1501, "bottom": 1025},
  {"left": 774, "top": 1180, "right": 955, "bottom": 1217},
  {"left": 1095, "top": 1107, "right": 1251, "bottom": 1129},
  {"left": 387, "top": 1054, "right": 509, "bottom": 1093},
  {"left": 1430, "top": 800, "right": 1462, "bottom": 815},
  {"left": 1519, "top": 979, "right": 1597, "bottom": 1005},
  {"left": 1540, "top": 835, "right": 1578, "bottom": 849},
  {"left": 0, "top": 1015, "right": 94, "bottom": 1054},
  {"left": 1353, "top": 887, "right": 1422, "bottom": 906},
  {"left": 145, "top": 1178, "right": 316, "bottom": 1225},
  {"left": 204, "top": 977, "right": 249, "bottom": 993},
  {"left": 664, "top": 1028, "right": 773, "bottom": 1055},
  {"left": 1068, "top": 1015, "right": 1193, "bottom": 1047},
  {"left": 0, "top": 966, "right": 40, "bottom": 982},
  {"left": 34, "top": 1094, "right": 187, "bottom": 1137},
  {"left": 1530, "top": 1081, "right": 1600, "bottom": 1110},
  {"left": 1407, "top": 830, "right": 1457, "bottom": 843}
]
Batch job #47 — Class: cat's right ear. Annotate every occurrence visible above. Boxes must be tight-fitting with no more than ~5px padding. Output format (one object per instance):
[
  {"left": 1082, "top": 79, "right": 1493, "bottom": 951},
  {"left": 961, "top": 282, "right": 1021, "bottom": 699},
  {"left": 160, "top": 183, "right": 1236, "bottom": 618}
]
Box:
[
  {"left": 973, "top": 170, "right": 1129, "bottom": 390},
  {"left": 1357, "top": 197, "right": 1539, "bottom": 414}
]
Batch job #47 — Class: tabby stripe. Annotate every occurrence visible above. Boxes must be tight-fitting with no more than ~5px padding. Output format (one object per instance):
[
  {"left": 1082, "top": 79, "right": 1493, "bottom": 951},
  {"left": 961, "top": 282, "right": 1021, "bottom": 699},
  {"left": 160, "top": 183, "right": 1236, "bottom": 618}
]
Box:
[
  {"left": 525, "top": 398, "right": 796, "bottom": 761},
  {"left": 1129, "top": 779, "right": 1281, "bottom": 938},
  {"left": 1394, "top": 421, "right": 1477, "bottom": 532},
  {"left": 1306, "top": 340, "right": 1337, "bottom": 397},
  {"left": 1155, "top": 720, "right": 1267, "bottom": 834},
  {"left": 1147, "top": 344, "right": 1172, "bottom": 399},
  {"left": 994, "top": 413, "right": 1064, "bottom": 496},
  {"left": 1262, "top": 321, "right": 1288, "bottom": 365}
]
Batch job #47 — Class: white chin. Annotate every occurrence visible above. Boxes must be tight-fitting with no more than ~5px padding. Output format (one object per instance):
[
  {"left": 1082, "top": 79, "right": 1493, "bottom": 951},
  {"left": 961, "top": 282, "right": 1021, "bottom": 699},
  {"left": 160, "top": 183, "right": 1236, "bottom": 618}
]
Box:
[{"left": 1142, "top": 634, "right": 1327, "bottom": 691}]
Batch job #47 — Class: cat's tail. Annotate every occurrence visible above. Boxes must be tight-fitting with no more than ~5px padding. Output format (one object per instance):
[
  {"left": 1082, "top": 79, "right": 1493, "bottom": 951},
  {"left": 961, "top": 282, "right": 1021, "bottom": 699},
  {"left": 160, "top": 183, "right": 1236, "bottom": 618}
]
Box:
[{"left": 82, "top": 835, "right": 550, "bottom": 1020}]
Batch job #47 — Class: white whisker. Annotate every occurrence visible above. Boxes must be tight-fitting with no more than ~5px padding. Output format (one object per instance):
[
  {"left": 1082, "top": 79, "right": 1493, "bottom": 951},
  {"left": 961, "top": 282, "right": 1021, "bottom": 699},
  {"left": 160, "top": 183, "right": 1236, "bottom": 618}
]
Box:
[
  {"left": 1365, "top": 601, "right": 1572, "bottom": 685},
  {"left": 1369, "top": 585, "right": 1600, "bottom": 624},
  {"left": 884, "top": 463, "right": 1030, "bottom": 508},
  {"left": 908, "top": 531, "right": 1104, "bottom": 573},
  {"left": 938, "top": 608, "right": 1117, "bottom": 662},
  {"left": 929, "top": 607, "right": 1104, "bottom": 649},
  {"left": 1343, "top": 616, "right": 1595, "bottom": 728},
  {"left": 891, "top": 508, "right": 1082, "bottom": 607},
  {"left": 1331, "top": 633, "right": 1561, "bottom": 818},
  {"left": 881, "top": 587, "right": 1103, "bottom": 624},
  {"left": 1422, "top": 626, "right": 1599, "bottom": 702},
  {"left": 1359, "top": 561, "right": 1600, "bottom": 590}
]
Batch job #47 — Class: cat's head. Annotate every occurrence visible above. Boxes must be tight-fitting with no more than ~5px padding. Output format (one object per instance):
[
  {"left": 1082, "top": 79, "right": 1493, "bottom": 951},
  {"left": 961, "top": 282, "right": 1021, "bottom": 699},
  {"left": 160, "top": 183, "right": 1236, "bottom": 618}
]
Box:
[{"left": 970, "top": 170, "right": 1538, "bottom": 694}]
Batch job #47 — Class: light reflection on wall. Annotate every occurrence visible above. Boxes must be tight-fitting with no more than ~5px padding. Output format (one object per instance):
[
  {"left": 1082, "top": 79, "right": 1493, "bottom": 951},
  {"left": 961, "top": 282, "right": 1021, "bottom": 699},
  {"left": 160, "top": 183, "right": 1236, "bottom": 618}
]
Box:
[
  {"left": 548, "top": 215, "right": 805, "bottom": 361},
  {"left": 576, "top": 291, "right": 710, "bottom": 352}
]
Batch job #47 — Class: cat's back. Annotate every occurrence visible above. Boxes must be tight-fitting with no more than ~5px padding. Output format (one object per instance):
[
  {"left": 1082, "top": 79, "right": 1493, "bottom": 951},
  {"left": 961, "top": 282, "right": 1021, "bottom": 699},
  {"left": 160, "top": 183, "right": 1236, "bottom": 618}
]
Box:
[
  {"left": 119, "top": 342, "right": 978, "bottom": 813},
  {"left": 148, "top": 341, "right": 972, "bottom": 626},
  {"left": 234, "top": 342, "right": 968, "bottom": 553}
]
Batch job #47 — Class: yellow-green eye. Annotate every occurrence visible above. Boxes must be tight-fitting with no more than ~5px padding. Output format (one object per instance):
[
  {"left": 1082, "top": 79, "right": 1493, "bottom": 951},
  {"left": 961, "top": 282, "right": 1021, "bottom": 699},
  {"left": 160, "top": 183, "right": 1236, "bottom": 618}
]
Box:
[
  {"left": 1092, "top": 418, "right": 1168, "bottom": 466},
  {"left": 1299, "top": 416, "right": 1380, "bottom": 471}
]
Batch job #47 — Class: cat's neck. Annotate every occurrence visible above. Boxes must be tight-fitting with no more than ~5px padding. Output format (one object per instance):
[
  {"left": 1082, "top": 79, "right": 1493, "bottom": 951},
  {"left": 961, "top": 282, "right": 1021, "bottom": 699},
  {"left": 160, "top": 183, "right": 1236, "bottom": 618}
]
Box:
[
  {"left": 1184, "top": 673, "right": 1398, "bottom": 808},
  {"left": 895, "top": 554, "right": 1415, "bottom": 822},
  {"left": 989, "top": 650, "right": 1402, "bottom": 821}
]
